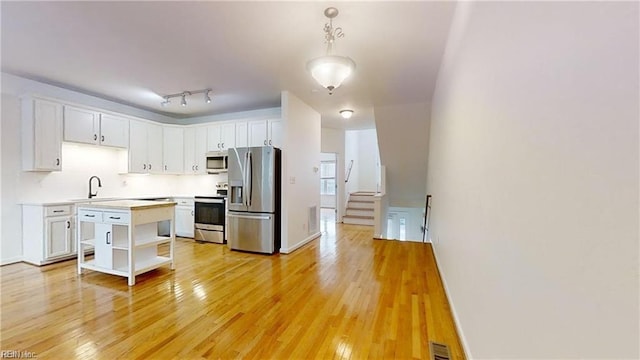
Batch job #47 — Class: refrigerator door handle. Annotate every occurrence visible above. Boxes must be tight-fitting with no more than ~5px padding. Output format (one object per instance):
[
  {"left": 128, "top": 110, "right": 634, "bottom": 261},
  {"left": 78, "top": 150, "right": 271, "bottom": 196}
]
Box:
[
  {"left": 246, "top": 151, "right": 253, "bottom": 207},
  {"left": 228, "top": 213, "right": 272, "bottom": 221},
  {"left": 242, "top": 152, "right": 249, "bottom": 207}
]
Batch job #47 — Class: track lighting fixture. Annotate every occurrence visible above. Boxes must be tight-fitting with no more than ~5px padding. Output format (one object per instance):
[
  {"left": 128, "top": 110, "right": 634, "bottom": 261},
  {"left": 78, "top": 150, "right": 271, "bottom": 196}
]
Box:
[{"left": 160, "top": 88, "right": 212, "bottom": 107}]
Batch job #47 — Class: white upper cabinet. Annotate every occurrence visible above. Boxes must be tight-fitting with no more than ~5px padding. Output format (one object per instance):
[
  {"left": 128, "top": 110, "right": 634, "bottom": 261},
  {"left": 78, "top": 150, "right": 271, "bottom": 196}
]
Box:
[
  {"left": 184, "top": 126, "right": 207, "bottom": 174},
  {"left": 147, "top": 123, "right": 163, "bottom": 174},
  {"left": 63, "top": 106, "right": 129, "bottom": 148},
  {"left": 163, "top": 126, "right": 184, "bottom": 174},
  {"left": 235, "top": 122, "right": 248, "bottom": 148},
  {"left": 207, "top": 123, "right": 236, "bottom": 151},
  {"left": 129, "top": 120, "right": 163, "bottom": 174},
  {"left": 248, "top": 119, "right": 282, "bottom": 148},
  {"left": 22, "top": 97, "right": 63, "bottom": 171},
  {"left": 99, "top": 114, "right": 129, "bottom": 148},
  {"left": 269, "top": 119, "right": 283, "bottom": 148},
  {"left": 63, "top": 106, "right": 100, "bottom": 145}
]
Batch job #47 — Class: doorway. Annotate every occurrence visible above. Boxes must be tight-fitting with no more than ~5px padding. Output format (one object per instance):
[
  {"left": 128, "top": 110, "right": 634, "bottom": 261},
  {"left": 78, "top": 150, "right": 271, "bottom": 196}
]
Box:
[{"left": 320, "top": 153, "right": 338, "bottom": 229}]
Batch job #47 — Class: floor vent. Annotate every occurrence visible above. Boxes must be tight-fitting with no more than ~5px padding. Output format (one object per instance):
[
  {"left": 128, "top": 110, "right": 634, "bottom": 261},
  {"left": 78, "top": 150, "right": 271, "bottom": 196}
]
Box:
[
  {"left": 308, "top": 205, "right": 318, "bottom": 234},
  {"left": 429, "top": 341, "right": 451, "bottom": 360}
]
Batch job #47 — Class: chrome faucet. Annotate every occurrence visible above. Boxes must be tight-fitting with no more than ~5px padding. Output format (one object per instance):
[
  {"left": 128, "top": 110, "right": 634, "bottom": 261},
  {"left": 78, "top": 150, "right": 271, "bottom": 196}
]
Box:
[{"left": 89, "top": 176, "right": 102, "bottom": 199}]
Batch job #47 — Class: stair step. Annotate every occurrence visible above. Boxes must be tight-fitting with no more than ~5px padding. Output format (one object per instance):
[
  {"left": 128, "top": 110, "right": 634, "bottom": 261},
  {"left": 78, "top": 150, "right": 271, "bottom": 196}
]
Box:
[
  {"left": 350, "top": 195, "right": 375, "bottom": 202},
  {"left": 348, "top": 202, "right": 374, "bottom": 210},
  {"left": 346, "top": 208, "right": 374, "bottom": 216},
  {"left": 351, "top": 191, "right": 376, "bottom": 196},
  {"left": 343, "top": 215, "right": 374, "bottom": 226}
]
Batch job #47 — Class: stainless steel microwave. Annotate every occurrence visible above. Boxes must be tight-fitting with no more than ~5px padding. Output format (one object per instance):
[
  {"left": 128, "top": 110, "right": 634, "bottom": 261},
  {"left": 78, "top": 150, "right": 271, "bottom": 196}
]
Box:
[{"left": 206, "top": 151, "right": 228, "bottom": 173}]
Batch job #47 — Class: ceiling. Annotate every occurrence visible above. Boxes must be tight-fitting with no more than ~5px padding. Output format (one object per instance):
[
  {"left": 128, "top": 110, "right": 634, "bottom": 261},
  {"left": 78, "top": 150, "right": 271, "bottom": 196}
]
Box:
[{"left": 1, "top": 2, "right": 456, "bottom": 129}]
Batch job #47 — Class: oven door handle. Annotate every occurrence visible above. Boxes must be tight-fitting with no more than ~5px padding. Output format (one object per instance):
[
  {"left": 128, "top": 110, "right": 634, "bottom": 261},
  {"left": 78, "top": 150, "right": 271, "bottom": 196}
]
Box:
[
  {"left": 195, "top": 199, "right": 225, "bottom": 204},
  {"left": 228, "top": 213, "right": 271, "bottom": 221}
]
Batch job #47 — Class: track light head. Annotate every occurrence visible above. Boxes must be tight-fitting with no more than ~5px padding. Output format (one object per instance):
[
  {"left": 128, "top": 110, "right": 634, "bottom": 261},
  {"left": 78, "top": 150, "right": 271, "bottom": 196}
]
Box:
[
  {"left": 161, "top": 98, "right": 170, "bottom": 107},
  {"left": 180, "top": 94, "right": 187, "bottom": 107},
  {"left": 205, "top": 90, "right": 212, "bottom": 104}
]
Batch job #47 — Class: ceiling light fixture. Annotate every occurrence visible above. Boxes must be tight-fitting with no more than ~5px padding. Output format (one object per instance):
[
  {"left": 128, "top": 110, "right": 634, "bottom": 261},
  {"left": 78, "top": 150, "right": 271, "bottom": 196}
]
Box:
[
  {"left": 340, "top": 109, "right": 354, "bottom": 119},
  {"left": 160, "top": 88, "right": 212, "bottom": 107},
  {"left": 306, "top": 7, "right": 356, "bottom": 95}
]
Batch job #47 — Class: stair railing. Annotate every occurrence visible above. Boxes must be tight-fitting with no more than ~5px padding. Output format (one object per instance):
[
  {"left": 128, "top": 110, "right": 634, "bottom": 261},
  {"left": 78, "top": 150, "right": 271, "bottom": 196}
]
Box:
[{"left": 345, "top": 160, "right": 354, "bottom": 183}]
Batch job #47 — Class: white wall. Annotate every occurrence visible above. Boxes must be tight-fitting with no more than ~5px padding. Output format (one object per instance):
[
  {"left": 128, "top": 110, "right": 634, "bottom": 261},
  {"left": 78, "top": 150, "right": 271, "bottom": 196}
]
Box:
[
  {"left": 321, "top": 128, "right": 345, "bottom": 221},
  {"left": 427, "top": 2, "right": 639, "bottom": 358},
  {"left": 375, "top": 102, "right": 430, "bottom": 207},
  {"left": 280, "top": 91, "right": 321, "bottom": 253},
  {"left": 344, "top": 129, "right": 379, "bottom": 194}
]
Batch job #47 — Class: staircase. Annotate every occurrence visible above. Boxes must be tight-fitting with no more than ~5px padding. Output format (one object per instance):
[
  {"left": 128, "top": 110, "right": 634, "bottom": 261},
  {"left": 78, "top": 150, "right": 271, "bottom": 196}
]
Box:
[{"left": 343, "top": 192, "right": 375, "bottom": 226}]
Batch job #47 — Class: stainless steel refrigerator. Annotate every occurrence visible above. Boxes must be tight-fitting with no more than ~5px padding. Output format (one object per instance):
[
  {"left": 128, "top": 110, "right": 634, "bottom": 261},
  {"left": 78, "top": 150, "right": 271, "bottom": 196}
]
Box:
[{"left": 227, "top": 146, "right": 281, "bottom": 254}]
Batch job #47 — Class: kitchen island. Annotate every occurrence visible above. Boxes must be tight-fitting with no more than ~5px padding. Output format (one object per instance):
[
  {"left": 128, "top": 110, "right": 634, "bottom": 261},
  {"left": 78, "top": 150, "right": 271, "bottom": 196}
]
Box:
[{"left": 76, "top": 200, "right": 176, "bottom": 285}]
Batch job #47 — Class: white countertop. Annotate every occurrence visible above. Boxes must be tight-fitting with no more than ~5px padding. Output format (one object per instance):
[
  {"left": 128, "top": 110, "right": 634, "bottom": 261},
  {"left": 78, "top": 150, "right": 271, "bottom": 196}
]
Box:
[{"left": 76, "top": 200, "right": 177, "bottom": 210}]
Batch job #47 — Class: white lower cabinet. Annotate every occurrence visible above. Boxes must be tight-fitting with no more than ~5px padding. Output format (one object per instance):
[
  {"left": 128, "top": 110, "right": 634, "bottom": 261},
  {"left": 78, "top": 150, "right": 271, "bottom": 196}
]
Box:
[
  {"left": 174, "top": 197, "right": 195, "bottom": 238},
  {"left": 23, "top": 204, "right": 75, "bottom": 265}
]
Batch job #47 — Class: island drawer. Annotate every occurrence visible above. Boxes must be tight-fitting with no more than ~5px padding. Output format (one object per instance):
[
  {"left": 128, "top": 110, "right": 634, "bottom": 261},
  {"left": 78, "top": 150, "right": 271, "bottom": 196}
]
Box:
[
  {"left": 46, "top": 205, "right": 72, "bottom": 217},
  {"left": 78, "top": 210, "right": 103, "bottom": 222},
  {"left": 103, "top": 212, "right": 130, "bottom": 225}
]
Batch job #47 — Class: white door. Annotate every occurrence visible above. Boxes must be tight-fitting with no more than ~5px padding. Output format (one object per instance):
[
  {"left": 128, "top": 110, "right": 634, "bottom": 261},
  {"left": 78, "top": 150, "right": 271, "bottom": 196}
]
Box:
[
  {"left": 220, "top": 123, "right": 236, "bottom": 150},
  {"left": 100, "top": 114, "right": 129, "bottom": 148},
  {"left": 128, "top": 120, "right": 149, "bottom": 173},
  {"left": 235, "top": 122, "right": 248, "bottom": 148},
  {"left": 248, "top": 120, "right": 268, "bottom": 147},
  {"left": 207, "top": 124, "right": 222, "bottom": 151},
  {"left": 63, "top": 106, "right": 99, "bottom": 145},
  {"left": 194, "top": 127, "right": 207, "bottom": 174},
  {"left": 183, "top": 127, "right": 196, "bottom": 173},
  {"left": 94, "top": 223, "right": 113, "bottom": 269},
  {"left": 268, "top": 119, "right": 283, "bottom": 148},
  {"left": 175, "top": 207, "right": 194, "bottom": 238},
  {"left": 45, "top": 216, "right": 72, "bottom": 259},
  {"left": 34, "top": 100, "right": 63, "bottom": 171},
  {"left": 163, "top": 126, "right": 184, "bottom": 174},
  {"left": 147, "top": 123, "right": 163, "bottom": 174}
]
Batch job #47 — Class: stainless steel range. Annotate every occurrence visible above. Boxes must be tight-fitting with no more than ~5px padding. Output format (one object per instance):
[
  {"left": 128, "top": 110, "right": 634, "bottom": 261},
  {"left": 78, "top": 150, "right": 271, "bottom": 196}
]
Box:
[{"left": 194, "top": 196, "right": 226, "bottom": 243}]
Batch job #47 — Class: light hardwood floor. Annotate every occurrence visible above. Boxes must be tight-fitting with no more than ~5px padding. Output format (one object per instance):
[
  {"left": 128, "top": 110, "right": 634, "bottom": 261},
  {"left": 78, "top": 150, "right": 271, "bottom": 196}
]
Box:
[{"left": 1, "top": 221, "right": 464, "bottom": 359}]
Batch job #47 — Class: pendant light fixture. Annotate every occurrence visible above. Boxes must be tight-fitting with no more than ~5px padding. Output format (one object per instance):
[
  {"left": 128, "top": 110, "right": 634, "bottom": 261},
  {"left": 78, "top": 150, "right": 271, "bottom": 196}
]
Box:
[{"left": 306, "top": 7, "right": 356, "bottom": 95}]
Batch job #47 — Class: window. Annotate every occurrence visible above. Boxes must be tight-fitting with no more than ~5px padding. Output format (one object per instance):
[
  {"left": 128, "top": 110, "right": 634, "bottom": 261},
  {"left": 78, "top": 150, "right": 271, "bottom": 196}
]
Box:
[{"left": 320, "top": 161, "right": 336, "bottom": 195}]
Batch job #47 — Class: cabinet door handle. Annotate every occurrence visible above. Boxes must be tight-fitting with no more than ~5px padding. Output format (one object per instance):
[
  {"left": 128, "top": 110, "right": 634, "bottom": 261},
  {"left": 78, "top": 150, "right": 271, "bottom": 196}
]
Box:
[
  {"left": 66, "top": 221, "right": 70, "bottom": 229},
  {"left": 109, "top": 216, "right": 121, "bottom": 220},
  {"left": 195, "top": 165, "right": 198, "bottom": 170},
  {"left": 53, "top": 210, "right": 64, "bottom": 213},
  {"left": 192, "top": 165, "right": 195, "bottom": 171},
  {"left": 149, "top": 164, "right": 152, "bottom": 170},
  {"left": 264, "top": 140, "right": 267, "bottom": 145},
  {"left": 165, "top": 165, "right": 168, "bottom": 171},
  {"left": 191, "top": 210, "right": 194, "bottom": 216},
  {"left": 94, "top": 134, "right": 97, "bottom": 141},
  {"left": 84, "top": 214, "right": 95, "bottom": 218},
  {"left": 56, "top": 158, "right": 60, "bottom": 166},
  {"left": 106, "top": 231, "right": 111, "bottom": 245},
  {"left": 101, "top": 135, "right": 105, "bottom": 142},
  {"left": 143, "top": 164, "right": 147, "bottom": 170},
  {"left": 269, "top": 140, "right": 272, "bottom": 146},
  {"left": 222, "top": 143, "right": 224, "bottom": 148}
]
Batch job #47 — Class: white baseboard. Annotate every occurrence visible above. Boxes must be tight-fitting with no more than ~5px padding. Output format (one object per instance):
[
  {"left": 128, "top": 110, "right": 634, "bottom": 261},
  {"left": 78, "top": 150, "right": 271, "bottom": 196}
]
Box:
[
  {"left": 1, "top": 256, "right": 23, "bottom": 266},
  {"left": 430, "top": 244, "right": 471, "bottom": 358},
  {"left": 280, "top": 232, "right": 321, "bottom": 254}
]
